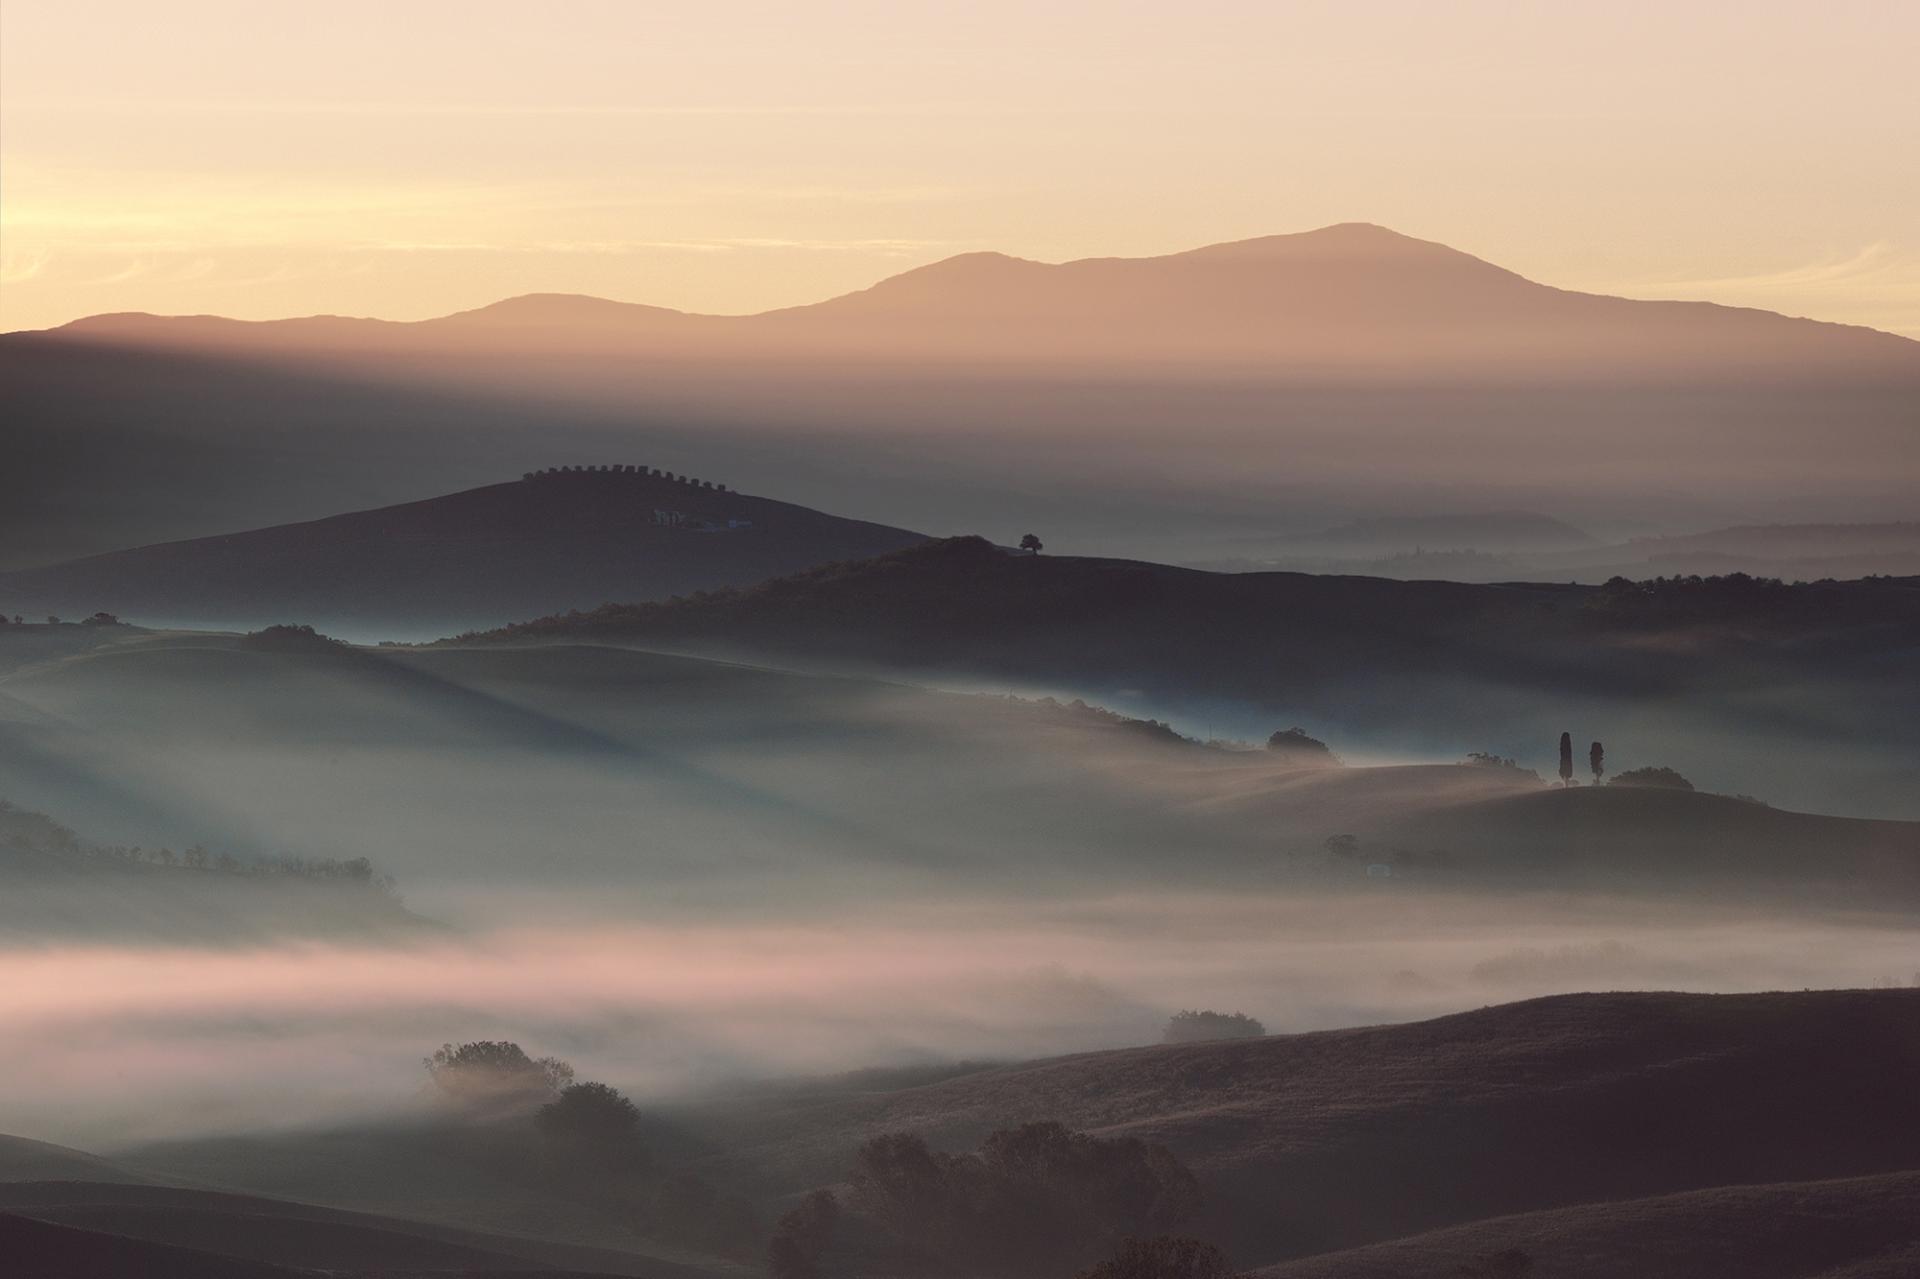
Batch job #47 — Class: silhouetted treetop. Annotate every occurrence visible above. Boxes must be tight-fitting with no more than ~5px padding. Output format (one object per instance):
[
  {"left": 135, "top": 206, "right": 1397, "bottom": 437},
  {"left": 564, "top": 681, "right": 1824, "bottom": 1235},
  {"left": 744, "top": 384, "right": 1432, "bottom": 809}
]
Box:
[
  {"left": 848, "top": 1121, "right": 1200, "bottom": 1275},
  {"left": 425, "top": 1040, "right": 575, "bottom": 1105},
  {"left": 1265, "top": 727, "right": 1339, "bottom": 765},
  {"left": 1609, "top": 766, "right": 1695, "bottom": 791},
  {"left": 242, "top": 623, "right": 347, "bottom": 652},
  {"left": 1162, "top": 1010, "right": 1266, "bottom": 1044},
  {"left": 1075, "top": 1235, "right": 1237, "bottom": 1279},
  {"left": 535, "top": 1079, "right": 644, "bottom": 1148}
]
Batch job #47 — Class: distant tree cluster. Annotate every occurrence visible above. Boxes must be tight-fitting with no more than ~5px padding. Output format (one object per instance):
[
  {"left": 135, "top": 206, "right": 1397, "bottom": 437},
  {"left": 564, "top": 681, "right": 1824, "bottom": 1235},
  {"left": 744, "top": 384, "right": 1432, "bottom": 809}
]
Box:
[
  {"left": 418, "top": 1039, "right": 757, "bottom": 1256},
  {"left": 1075, "top": 1235, "right": 1237, "bottom": 1279},
  {"left": 1609, "top": 766, "right": 1695, "bottom": 791},
  {"left": 847, "top": 1121, "right": 1201, "bottom": 1276},
  {"left": 1265, "top": 726, "right": 1340, "bottom": 765},
  {"left": 768, "top": 1189, "right": 840, "bottom": 1279},
  {"left": 0, "top": 800, "right": 400, "bottom": 896},
  {"left": 1462, "top": 753, "right": 1543, "bottom": 782},
  {"left": 425, "top": 1040, "right": 575, "bottom": 1107},
  {"left": 524, "top": 464, "right": 727, "bottom": 492},
  {"left": 242, "top": 623, "right": 348, "bottom": 652},
  {"left": 1162, "top": 1010, "right": 1266, "bottom": 1044}
]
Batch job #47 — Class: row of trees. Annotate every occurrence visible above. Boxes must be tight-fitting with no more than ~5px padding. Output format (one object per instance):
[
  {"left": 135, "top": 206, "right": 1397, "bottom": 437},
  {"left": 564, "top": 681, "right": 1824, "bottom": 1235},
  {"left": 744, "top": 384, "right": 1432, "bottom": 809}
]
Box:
[
  {"left": 524, "top": 464, "right": 729, "bottom": 492},
  {"left": 1558, "top": 734, "right": 1695, "bottom": 790},
  {"left": 0, "top": 612, "right": 119, "bottom": 626},
  {"left": 88, "top": 842, "right": 396, "bottom": 890},
  {"left": 1556, "top": 733, "right": 1604, "bottom": 786}
]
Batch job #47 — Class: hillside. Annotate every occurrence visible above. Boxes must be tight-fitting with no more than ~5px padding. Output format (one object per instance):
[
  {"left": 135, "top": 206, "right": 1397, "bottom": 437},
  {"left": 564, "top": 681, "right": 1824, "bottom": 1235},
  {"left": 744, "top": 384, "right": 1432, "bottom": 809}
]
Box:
[
  {"left": 5, "top": 223, "right": 1917, "bottom": 570},
  {"left": 1192, "top": 519, "right": 1920, "bottom": 584},
  {"left": 1252, "top": 1172, "right": 1920, "bottom": 1279},
  {"left": 0, "top": 469, "right": 927, "bottom": 635},
  {"left": 112, "top": 990, "right": 1920, "bottom": 1271},
  {"left": 5, "top": 628, "right": 1916, "bottom": 902},
  {"left": 0, "top": 1136, "right": 149, "bottom": 1185},
  {"left": 0, "top": 791, "right": 427, "bottom": 942},
  {"left": 668, "top": 990, "right": 1920, "bottom": 1265},
  {"left": 0, "top": 1181, "right": 712, "bottom": 1277},
  {"left": 454, "top": 537, "right": 1920, "bottom": 817}
]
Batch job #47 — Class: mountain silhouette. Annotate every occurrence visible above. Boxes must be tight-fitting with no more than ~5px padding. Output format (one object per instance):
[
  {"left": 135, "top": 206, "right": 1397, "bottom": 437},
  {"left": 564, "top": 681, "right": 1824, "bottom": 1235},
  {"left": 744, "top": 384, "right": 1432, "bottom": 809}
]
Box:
[
  {"left": 9, "top": 224, "right": 1917, "bottom": 570},
  {"left": 50, "top": 223, "right": 1920, "bottom": 378}
]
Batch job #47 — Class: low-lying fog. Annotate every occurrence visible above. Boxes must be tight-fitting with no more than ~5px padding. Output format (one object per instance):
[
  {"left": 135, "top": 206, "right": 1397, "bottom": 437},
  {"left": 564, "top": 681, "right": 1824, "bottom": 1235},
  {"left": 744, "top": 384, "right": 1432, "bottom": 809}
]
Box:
[
  {"left": 5, "top": 890, "right": 1916, "bottom": 1152},
  {"left": 3, "top": 632, "right": 1916, "bottom": 1158}
]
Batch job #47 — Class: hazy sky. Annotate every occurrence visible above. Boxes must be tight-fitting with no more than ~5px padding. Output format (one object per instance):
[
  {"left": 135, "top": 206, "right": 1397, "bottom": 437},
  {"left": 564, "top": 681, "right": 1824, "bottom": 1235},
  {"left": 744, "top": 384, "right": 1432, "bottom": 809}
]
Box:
[{"left": 3, "top": 0, "right": 1916, "bottom": 334}]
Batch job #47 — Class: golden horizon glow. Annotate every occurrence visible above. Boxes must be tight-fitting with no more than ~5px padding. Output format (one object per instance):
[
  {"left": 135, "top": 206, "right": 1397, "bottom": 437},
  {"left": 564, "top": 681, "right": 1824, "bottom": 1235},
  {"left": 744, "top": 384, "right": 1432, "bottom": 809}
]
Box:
[{"left": 3, "top": 0, "right": 1917, "bottom": 335}]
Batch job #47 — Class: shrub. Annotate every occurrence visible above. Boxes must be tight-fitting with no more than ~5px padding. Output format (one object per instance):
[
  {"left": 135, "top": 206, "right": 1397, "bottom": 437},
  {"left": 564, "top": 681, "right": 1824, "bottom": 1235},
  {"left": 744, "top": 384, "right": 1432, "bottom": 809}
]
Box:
[{"left": 1162, "top": 1010, "right": 1265, "bottom": 1044}]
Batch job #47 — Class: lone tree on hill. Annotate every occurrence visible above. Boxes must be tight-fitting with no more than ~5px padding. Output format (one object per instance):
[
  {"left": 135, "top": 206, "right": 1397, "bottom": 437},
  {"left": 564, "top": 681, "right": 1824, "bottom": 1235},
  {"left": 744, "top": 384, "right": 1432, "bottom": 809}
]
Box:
[
  {"left": 1020, "top": 533, "right": 1043, "bottom": 555},
  {"left": 1589, "top": 740, "right": 1605, "bottom": 784},
  {"left": 1558, "top": 732, "right": 1574, "bottom": 787}
]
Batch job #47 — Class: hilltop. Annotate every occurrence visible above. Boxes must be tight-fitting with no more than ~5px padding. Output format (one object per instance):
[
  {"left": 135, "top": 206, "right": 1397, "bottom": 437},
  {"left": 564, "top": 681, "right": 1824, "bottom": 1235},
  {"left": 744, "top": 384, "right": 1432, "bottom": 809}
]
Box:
[{"left": 0, "top": 468, "right": 926, "bottom": 634}]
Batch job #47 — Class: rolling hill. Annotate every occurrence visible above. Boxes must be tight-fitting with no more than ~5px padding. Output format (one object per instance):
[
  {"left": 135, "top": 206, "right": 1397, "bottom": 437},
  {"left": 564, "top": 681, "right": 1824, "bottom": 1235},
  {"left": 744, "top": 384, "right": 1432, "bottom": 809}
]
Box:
[
  {"left": 1251, "top": 1171, "right": 1920, "bottom": 1279},
  {"left": 0, "top": 469, "right": 926, "bottom": 636},
  {"left": 0, "top": 1181, "right": 714, "bottom": 1277},
  {"left": 106, "top": 989, "right": 1920, "bottom": 1272},
  {"left": 453, "top": 536, "right": 1920, "bottom": 817},
  {"left": 5, "top": 626, "right": 1916, "bottom": 901}
]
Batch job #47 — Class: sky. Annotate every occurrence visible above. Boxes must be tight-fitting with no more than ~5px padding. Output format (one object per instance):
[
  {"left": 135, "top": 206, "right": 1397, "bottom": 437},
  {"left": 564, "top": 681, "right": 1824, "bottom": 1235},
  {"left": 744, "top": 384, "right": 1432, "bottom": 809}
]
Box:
[{"left": 3, "top": 0, "right": 1917, "bottom": 335}]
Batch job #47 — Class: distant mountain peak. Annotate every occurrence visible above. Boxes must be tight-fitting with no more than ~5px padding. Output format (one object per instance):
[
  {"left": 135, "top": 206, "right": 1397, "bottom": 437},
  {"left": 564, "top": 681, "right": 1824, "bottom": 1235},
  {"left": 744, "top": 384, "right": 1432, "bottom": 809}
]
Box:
[{"left": 438, "top": 292, "right": 692, "bottom": 327}]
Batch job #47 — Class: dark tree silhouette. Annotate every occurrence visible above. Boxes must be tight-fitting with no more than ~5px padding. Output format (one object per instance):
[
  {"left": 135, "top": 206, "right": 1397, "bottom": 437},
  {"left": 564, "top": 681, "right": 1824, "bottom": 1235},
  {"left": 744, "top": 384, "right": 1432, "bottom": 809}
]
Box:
[
  {"left": 1609, "top": 766, "right": 1694, "bottom": 791},
  {"left": 1162, "top": 1010, "right": 1265, "bottom": 1043},
  {"left": 1020, "top": 533, "right": 1044, "bottom": 555},
  {"left": 535, "top": 1081, "right": 646, "bottom": 1171},
  {"left": 1558, "top": 732, "right": 1574, "bottom": 787},
  {"left": 1453, "top": 1249, "right": 1534, "bottom": 1279},
  {"left": 768, "top": 1189, "right": 839, "bottom": 1279},
  {"left": 1265, "top": 726, "right": 1338, "bottom": 764},
  {"left": 1589, "top": 740, "right": 1605, "bottom": 784},
  {"left": 1075, "top": 1236, "right": 1236, "bottom": 1279},
  {"left": 424, "top": 1041, "right": 574, "bottom": 1103}
]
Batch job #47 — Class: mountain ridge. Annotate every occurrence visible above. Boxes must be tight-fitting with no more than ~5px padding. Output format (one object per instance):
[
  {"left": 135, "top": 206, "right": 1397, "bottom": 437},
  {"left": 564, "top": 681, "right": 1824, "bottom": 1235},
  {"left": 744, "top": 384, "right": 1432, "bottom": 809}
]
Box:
[{"left": 35, "top": 223, "right": 1918, "bottom": 373}]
